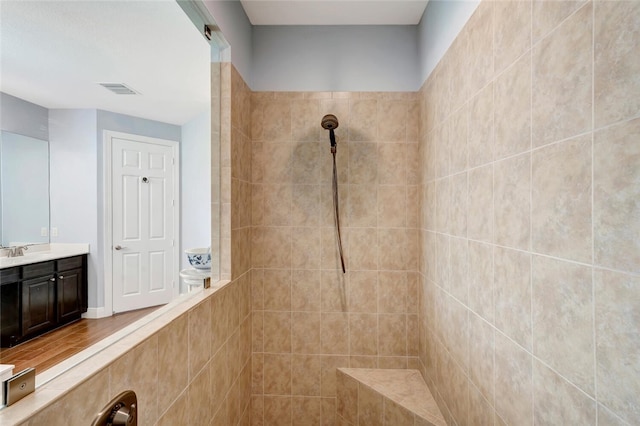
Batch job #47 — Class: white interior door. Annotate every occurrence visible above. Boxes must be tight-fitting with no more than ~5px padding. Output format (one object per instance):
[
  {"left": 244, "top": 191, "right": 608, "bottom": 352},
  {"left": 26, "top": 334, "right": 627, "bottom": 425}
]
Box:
[{"left": 111, "top": 135, "right": 176, "bottom": 313}]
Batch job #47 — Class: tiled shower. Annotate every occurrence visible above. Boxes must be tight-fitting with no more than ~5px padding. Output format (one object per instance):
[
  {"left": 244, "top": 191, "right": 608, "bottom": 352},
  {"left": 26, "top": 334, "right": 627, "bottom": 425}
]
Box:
[{"left": 3, "top": 1, "right": 637, "bottom": 425}]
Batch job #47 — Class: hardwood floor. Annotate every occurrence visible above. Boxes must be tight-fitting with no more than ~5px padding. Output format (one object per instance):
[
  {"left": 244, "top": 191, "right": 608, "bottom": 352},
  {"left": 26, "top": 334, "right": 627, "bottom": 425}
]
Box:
[{"left": 0, "top": 306, "right": 159, "bottom": 374}]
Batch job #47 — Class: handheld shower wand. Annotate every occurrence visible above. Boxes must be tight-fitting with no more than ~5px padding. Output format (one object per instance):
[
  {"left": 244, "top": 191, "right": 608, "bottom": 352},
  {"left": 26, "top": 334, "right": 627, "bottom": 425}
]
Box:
[{"left": 321, "top": 114, "right": 346, "bottom": 273}]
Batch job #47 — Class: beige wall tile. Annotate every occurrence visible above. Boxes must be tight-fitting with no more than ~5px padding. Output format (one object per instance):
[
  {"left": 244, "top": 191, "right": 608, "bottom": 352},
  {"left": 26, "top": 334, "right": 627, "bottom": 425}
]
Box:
[
  {"left": 467, "top": 382, "right": 494, "bottom": 426},
  {"left": 532, "top": 2, "right": 592, "bottom": 146},
  {"left": 533, "top": 360, "right": 596, "bottom": 425},
  {"left": 436, "top": 177, "right": 450, "bottom": 234},
  {"left": 494, "top": 331, "right": 533, "bottom": 426},
  {"left": 450, "top": 172, "right": 468, "bottom": 238},
  {"left": 594, "top": 1, "right": 640, "bottom": 128},
  {"left": 494, "top": 53, "right": 532, "bottom": 160},
  {"left": 292, "top": 227, "right": 322, "bottom": 270},
  {"left": 321, "top": 313, "right": 349, "bottom": 355},
  {"left": 598, "top": 405, "right": 631, "bottom": 426},
  {"left": 378, "top": 100, "right": 408, "bottom": 142},
  {"left": 494, "top": 0, "right": 531, "bottom": 75},
  {"left": 263, "top": 353, "right": 292, "bottom": 395},
  {"left": 189, "top": 301, "right": 211, "bottom": 379},
  {"left": 348, "top": 271, "right": 378, "bottom": 313},
  {"left": 383, "top": 398, "right": 414, "bottom": 426},
  {"left": 468, "top": 164, "right": 493, "bottom": 243},
  {"left": 449, "top": 104, "right": 468, "bottom": 175},
  {"left": 291, "top": 312, "right": 321, "bottom": 354},
  {"left": 292, "top": 397, "right": 322, "bottom": 425},
  {"left": 378, "top": 143, "right": 407, "bottom": 185},
  {"left": 263, "top": 269, "right": 291, "bottom": 311},
  {"left": 377, "top": 185, "right": 406, "bottom": 228},
  {"left": 467, "top": 1, "right": 495, "bottom": 96},
  {"left": 157, "top": 391, "right": 189, "bottom": 426},
  {"left": 532, "top": 135, "right": 592, "bottom": 262},
  {"left": 533, "top": 0, "right": 588, "bottom": 43},
  {"left": 595, "top": 269, "right": 640, "bottom": 425},
  {"left": 468, "top": 83, "right": 494, "bottom": 168},
  {"left": 263, "top": 311, "right": 292, "bottom": 353},
  {"left": 158, "top": 314, "right": 189, "bottom": 409},
  {"left": 264, "top": 396, "right": 292, "bottom": 425},
  {"left": 494, "top": 153, "right": 531, "bottom": 250},
  {"left": 532, "top": 256, "right": 594, "bottom": 395},
  {"left": 349, "top": 184, "right": 378, "bottom": 227},
  {"left": 337, "top": 371, "right": 359, "bottom": 424},
  {"left": 292, "top": 184, "right": 321, "bottom": 227},
  {"left": 494, "top": 247, "right": 532, "bottom": 351},
  {"left": 378, "top": 314, "right": 407, "bottom": 356},
  {"left": 349, "top": 228, "right": 378, "bottom": 270},
  {"left": 594, "top": 118, "right": 640, "bottom": 274},
  {"left": 350, "top": 99, "right": 378, "bottom": 142},
  {"left": 292, "top": 142, "right": 323, "bottom": 185},
  {"left": 469, "top": 314, "right": 495, "bottom": 406},
  {"left": 292, "top": 270, "right": 322, "bottom": 311},
  {"left": 449, "top": 237, "right": 469, "bottom": 303},
  {"left": 292, "top": 99, "right": 321, "bottom": 142},
  {"left": 292, "top": 355, "right": 322, "bottom": 396},
  {"left": 349, "top": 313, "right": 378, "bottom": 356},
  {"left": 378, "top": 271, "right": 407, "bottom": 314},
  {"left": 468, "top": 241, "right": 494, "bottom": 323},
  {"left": 188, "top": 365, "right": 212, "bottom": 426},
  {"left": 358, "top": 384, "right": 384, "bottom": 426},
  {"left": 263, "top": 101, "right": 292, "bottom": 141}
]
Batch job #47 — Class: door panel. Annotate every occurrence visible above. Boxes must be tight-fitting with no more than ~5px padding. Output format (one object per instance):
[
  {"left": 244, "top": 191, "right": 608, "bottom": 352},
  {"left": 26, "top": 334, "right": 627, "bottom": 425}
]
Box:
[{"left": 112, "top": 135, "right": 175, "bottom": 313}]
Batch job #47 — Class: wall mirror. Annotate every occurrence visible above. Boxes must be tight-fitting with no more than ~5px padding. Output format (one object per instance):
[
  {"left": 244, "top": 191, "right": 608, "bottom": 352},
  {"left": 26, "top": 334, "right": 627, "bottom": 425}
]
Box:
[
  {"left": 0, "top": 131, "right": 50, "bottom": 247},
  {"left": 0, "top": 0, "right": 222, "bottom": 387}
]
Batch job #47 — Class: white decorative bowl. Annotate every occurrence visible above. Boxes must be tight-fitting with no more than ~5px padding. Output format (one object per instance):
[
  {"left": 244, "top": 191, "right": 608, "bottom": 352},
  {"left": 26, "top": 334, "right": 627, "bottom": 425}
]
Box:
[{"left": 185, "top": 248, "right": 211, "bottom": 270}]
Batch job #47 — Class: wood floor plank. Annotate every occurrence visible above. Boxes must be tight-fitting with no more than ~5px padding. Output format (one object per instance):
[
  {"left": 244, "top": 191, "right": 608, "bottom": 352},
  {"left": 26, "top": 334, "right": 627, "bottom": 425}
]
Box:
[{"left": 0, "top": 306, "right": 159, "bottom": 374}]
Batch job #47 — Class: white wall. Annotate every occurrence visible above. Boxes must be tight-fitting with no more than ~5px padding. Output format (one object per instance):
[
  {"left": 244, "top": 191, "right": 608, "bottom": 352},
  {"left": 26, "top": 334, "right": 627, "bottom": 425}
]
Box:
[
  {"left": 417, "top": 0, "right": 480, "bottom": 82},
  {"left": 49, "top": 109, "right": 99, "bottom": 305},
  {"left": 252, "top": 25, "right": 420, "bottom": 91},
  {"left": 0, "top": 92, "right": 49, "bottom": 140},
  {"left": 180, "top": 110, "right": 211, "bottom": 271}
]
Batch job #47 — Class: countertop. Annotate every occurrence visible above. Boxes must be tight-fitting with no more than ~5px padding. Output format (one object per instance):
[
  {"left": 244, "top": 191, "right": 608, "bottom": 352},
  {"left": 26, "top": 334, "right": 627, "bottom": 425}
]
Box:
[{"left": 0, "top": 243, "right": 90, "bottom": 270}]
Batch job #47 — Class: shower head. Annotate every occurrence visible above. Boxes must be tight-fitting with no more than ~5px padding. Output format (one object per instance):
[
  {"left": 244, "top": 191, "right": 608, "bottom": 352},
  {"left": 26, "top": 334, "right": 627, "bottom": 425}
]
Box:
[{"left": 321, "top": 114, "right": 339, "bottom": 130}]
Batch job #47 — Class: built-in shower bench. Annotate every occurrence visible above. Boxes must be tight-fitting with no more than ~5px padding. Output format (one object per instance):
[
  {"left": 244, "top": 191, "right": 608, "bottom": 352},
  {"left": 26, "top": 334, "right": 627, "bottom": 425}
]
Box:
[{"left": 336, "top": 368, "right": 446, "bottom": 426}]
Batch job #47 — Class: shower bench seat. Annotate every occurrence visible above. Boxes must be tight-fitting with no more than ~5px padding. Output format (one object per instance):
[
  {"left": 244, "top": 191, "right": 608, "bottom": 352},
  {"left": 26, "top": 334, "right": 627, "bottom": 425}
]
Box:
[{"left": 336, "top": 368, "right": 446, "bottom": 426}]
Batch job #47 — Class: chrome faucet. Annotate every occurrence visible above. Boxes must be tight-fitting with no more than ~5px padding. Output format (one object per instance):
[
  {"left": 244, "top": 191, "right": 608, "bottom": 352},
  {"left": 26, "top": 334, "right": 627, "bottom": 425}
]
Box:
[{"left": 7, "top": 246, "right": 28, "bottom": 257}]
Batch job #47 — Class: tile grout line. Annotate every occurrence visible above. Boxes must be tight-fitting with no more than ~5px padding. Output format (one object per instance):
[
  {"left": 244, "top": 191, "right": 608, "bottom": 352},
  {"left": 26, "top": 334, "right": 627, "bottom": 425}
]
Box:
[{"left": 591, "top": 3, "right": 599, "bottom": 424}]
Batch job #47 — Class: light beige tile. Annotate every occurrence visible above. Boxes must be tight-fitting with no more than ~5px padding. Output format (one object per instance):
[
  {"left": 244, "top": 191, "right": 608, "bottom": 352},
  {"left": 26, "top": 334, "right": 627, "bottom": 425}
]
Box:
[
  {"left": 157, "top": 391, "right": 189, "bottom": 426},
  {"left": 349, "top": 271, "right": 378, "bottom": 313},
  {"left": 262, "top": 227, "right": 292, "bottom": 269},
  {"left": 450, "top": 172, "right": 467, "bottom": 238},
  {"left": 321, "top": 356, "right": 350, "bottom": 397},
  {"left": 532, "top": 135, "right": 592, "bottom": 262},
  {"left": 468, "top": 241, "right": 494, "bottom": 323},
  {"left": 321, "top": 270, "right": 348, "bottom": 312},
  {"left": 532, "top": 256, "right": 594, "bottom": 395},
  {"left": 495, "top": 331, "right": 533, "bottom": 426},
  {"left": 263, "top": 101, "right": 292, "bottom": 141},
  {"left": 436, "top": 177, "right": 450, "bottom": 234},
  {"left": 292, "top": 227, "right": 322, "bottom": 270},
  {"left": 292, "top": 270, "right": 321, "bottom": 312},
  {"left": 350, "top": 99, "right": 378, "bottom": 142},
  {"left": 436, "top": 233, "right": 450, "bottom": 292},
  {"left": 494, "top": 247, "right": 532, "bottom": 351},
  {"left": 435, "top": 120, "right": 450, "bottom": 179},
  {"left": 292, "top": 355, "right": 322, "bottom": 397},
  {"left": 533, "top": 0, "right": 588, "bottom": 43},
  {"left": 337, "top": 371, "right": 359, "bottom": 424},
  {"left": 264, "top": 396, "right": 292, "bottom": 425},
  {"left": 348, "top": 142, "right": 377, "bottom": 184},
  {"left": 449, "top": 237, "right": 469, "bottom": 304},
  {"left": 349, "top": 227, "right": 378, "bottom": 270},
  {"left": 263, "top": 269, "right": 291, "bottom": 311},
  {"left": 292, "top": 184, "right": 321, "bottom": 227},
  {"left": 292, "top": 397, "right": 322, "bottom": 426},
  {"left": 292, "top": 312, "right": 321, "bottom": 354},
  {"left": 322, "top": 397, "right": 338, "bottom": 426},
  {"left": 292, "top": 142, "right": 323, "bottom": 185},
  {"left": 378, "top": 185, "right": 406, "bottom": 228},
  {"left": 158, "top": 314, "right": 188, "bottom": 409},
  {"left": 532, "top": 3, "right": 592, "bottom": 146},
  {"left": 468, "top": 312, "right": 494, "bottom": 405},
  {"left": 188, "top": 365, "right": 212, "bottom": 426},
  {"left": 468, "top": 83, "right": 494, "bottom": 168},
  {"left": 378, "top": 228, "right": 416, "bottom": 271},
  {"left": 595, "top": 269, "right": 640, "bottom": 425},
  {"left": 349, "top": 184, "right": 378, "bottom": 227},
  {"left": 494, "top": 0, "right": 531, "bottom": 75},
  {"left": 263, "top": 183, "right": 292, "bottom": 226},
  {"left": 379, "top": 314, "right": 407, "bottom": 356},
  {"left": 263, "top": 311, "right": 292, "bottom": 353},
  {"left": 383, "top": 398, "right": 414, "bottom": 426},
  {"left": 533, "top": 360, "right": 596, "bottom": 425},
  {"left": 349, "top": 313, "right": 378, "bottom": 356},
  {"left": 378, "top": 100, "right": 407, "bottom": 142},
  {"left": 378, "top": 271, "right": 407, "bottom": 314},
  {"left": 494, "top": 53, "right": 532, "bottom": 160},
  {"left": 263, "top": 353, "right": 292, "bottom": 395},
  {"left": 189, "top": 301, "right": 211, "bottom": 379},
  {"left": 594, "top": 0, "right": 640, "bottom": 127},
  {"left": 468, "top": 164, "right": 493, "bottom": 243},
  {"left": 594, "top": 118, "right": 640, "bottom": 274},
  {"left": 292, "top": 99, "right": 321, "bottom": 142},
  {"left": 468, "top": 383, "right": 494, "bottom": 426},
  {"left": 449, "top": 103, "right": 468, "bottom": 175},
  {"left": 467, "top": 1, "right": 495, "bottom": 96},
  {"left": 358, "top": 384, "right": 383, "bottom": 426},
  {"left": 321, "top": 312, "right": 349, "bottom": 355},
  {"left": 494, "top": 153, "right": 531, "bottom": 250},
  {"left": 598, "top": 404, "right": 630, "bottom": 426},
  {"left": 378, "top": 143, "right": 407, "bottom": 185}
]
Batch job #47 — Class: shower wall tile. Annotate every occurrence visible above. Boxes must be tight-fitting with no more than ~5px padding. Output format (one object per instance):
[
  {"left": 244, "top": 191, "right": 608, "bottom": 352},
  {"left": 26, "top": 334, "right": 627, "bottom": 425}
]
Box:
[
  {"left": 532, "top": 2, "right": 592, "bottom": 147},
  {"left": 594, "top": 0, "right": 640, "bottom": 128},
  {"left": 418, "top": 2, "right": 638, "bottom": 425}
]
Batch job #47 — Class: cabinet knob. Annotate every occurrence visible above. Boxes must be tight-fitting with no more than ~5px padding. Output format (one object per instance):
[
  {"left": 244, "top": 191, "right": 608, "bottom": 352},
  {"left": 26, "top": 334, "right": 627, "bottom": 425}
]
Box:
[
  {"left": 50, "top": 277, "right": 56, "bottom": 282},
  {"left": 58, "top": 275, "right": 64, "bottom": 280}
]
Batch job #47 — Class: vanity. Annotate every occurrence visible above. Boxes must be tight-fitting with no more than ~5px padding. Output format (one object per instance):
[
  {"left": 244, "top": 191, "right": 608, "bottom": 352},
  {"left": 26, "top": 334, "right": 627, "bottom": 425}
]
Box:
[{"left": 0, "top": 245, "right": 89, "bottom": 348}]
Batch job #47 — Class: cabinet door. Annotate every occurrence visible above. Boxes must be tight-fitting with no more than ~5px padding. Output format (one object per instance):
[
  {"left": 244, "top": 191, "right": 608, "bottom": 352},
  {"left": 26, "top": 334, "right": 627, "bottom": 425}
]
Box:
[
  {"left": 1, "top": 267, "right": 21, "bottom": 347},
  {"left": 57, "top": 268, "right": 82, "bottom": 324},
  {"left": 22, "top": 275, "right": 56, "bottom": 336}
]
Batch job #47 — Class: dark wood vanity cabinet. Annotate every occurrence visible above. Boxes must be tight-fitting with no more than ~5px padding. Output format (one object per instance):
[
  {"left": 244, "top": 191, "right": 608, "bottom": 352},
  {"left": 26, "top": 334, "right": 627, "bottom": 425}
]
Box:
[{"left": 1, "top": 255, "right": 87, "bottom": 347}]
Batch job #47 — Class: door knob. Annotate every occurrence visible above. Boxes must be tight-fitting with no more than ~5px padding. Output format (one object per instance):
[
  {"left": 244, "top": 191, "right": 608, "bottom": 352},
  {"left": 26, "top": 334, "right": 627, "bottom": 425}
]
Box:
[{"left": 115, "top": 245, "right": 123, "bottom": 250}]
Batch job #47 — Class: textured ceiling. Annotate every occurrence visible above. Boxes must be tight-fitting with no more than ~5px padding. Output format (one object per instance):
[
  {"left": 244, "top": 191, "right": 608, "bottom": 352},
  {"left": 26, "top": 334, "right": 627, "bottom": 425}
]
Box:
[
  {"left": 0, "top": 1, "right": 210, "bottom": 126},
  {"left": 240, "top": 0, "right": 430, "bottom": 25}
]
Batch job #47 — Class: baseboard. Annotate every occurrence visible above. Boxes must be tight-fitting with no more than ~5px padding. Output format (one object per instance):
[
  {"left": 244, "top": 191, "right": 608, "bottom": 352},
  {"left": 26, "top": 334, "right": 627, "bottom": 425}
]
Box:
[{"left": 82, "top": 307, "right": 110, "bottom": 319}]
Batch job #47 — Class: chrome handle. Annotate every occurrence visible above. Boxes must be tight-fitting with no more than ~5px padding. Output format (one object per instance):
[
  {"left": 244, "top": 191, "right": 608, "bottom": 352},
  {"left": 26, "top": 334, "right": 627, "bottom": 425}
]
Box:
[
  {"left": 50, "top": 277, "right": 56, "bottom": 282},
  {"left": 58, "top": 275, "right": 64, "bottom": 280},
  {"left": 115, "top": 245, "right": 123, "bottom": 250}
]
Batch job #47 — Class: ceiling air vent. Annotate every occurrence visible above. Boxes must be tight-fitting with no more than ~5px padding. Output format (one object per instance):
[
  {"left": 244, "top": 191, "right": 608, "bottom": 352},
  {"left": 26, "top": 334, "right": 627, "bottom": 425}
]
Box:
[{"left": 99, "top": 83, "right": 139, "bottom": 95}]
